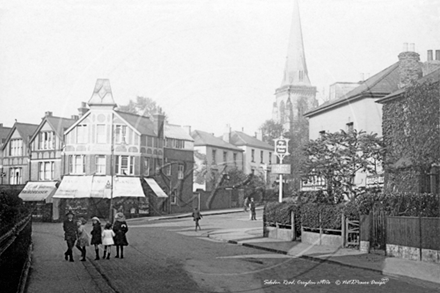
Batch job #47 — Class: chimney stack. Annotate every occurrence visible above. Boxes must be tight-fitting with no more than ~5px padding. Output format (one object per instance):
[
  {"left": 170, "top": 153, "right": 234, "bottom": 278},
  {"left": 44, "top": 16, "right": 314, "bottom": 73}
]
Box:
[
  {"left": 398, "top": 45, "right": 422, "bottom": 89},
  {"left": 256, "top": 129, "right": 263, "bottom": 141},
  {"left": 78, "top": 102, "right": 88, "bottom": 117},
  {"left": 45, "top": 111, "right": 53, "bottom": 117},
  {"left": 427, "top": 50, "right": 433, "bottom": 61},
  {"left": 183, "top": 125, "right": 191, "bottom": 135},
  {"left": 223, "top": 124, "right": 231, "bottom": 143},
  {"left": 152, "top": 114, "right": 165, "bottom": 139}
]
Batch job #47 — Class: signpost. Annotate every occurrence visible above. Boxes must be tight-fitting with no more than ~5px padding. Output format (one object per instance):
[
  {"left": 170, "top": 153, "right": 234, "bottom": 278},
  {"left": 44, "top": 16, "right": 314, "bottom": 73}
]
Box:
[{"left": 274, "top": 136, "right": 290, "bottom": 202}]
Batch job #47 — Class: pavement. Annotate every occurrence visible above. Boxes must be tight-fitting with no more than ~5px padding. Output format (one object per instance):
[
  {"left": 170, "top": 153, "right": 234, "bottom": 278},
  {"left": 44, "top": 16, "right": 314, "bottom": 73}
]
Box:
[{"left": 25, "top": 207, "right": 440, "bottom": 292}]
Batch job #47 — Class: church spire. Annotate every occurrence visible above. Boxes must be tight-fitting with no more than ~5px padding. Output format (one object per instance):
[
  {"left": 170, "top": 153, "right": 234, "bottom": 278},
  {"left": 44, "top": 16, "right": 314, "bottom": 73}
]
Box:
[{"left": 280, "top": 0, "right": 311, "bottom": 87}]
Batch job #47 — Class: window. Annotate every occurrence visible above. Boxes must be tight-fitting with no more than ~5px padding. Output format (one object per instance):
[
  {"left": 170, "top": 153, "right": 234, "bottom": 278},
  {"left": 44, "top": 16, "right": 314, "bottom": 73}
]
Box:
[
  {"left": 96, "top": 125, "right": 106, "bottom": 144},
  {"left": 269, "top": 152, "right": 272, "bottom": 165},
  {"left": 260, "top": 151, "right": 264, "bottom": 164},
  {"left": 69, "top": 155, "right": 85, "bottom": 174},
  {"left": 95, "top": 155, "right": 106, "bottom": 174},
  {"left": 178, "top": 164, "right": 184, "bottom": 179},
  {"left": 115, "top": 155, "right": 134, "bottom": 175},
  {"left": 233, "top": 153, "right": 237, "bottom": 166},
  {"left": 171, "top": 192, "right": 177, "bottom": 205},
  {"left": 251, "top": 149, "right": 255, "bottom": 162},
  {"left": 10, "top": 139, "right": 23, "bottom": 156},
  {"left": 346, "top": 122, "right": 354, "bottom": 134},
  {"left": 9, "top": 168, "right": 22, "bottom": 184},
  {"left": 39, "top": 161, "right": 55, "bottom": 180},
  {"left": 223, "top": 151, "right": 227, "bottom": 165},
  {"left": 166, "top": 139, "right": 185, "bottom": 149},
  {"left": 39, "top": 131, "right": 55, "bottom": 150},
  {"left": 147, "top": 136, "right": 153, "bottom": 147},
  {"left": 114, "top": 125, "right": 127, "bottom": 144},
  {"left": 76, "top": 124, "right": 88, "bottom": 143},
  {"left": 165, "top": 162, "right": 171, "bottom": 176},
  {"left": 212, "top": 149, "right": 217, "bottom": 165}
]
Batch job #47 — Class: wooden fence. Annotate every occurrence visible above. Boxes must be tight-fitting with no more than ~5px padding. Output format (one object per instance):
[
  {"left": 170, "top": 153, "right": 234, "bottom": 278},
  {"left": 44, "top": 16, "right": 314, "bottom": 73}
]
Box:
[{"left": 387, "top": 216, "right": 440, "bottom": 251}]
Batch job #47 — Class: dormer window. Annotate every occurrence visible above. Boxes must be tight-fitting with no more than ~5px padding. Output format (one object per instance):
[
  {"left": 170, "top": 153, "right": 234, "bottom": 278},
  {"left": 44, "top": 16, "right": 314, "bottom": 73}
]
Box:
[{"left": 10, "top": 139, "right": 23, "bottom": 156}]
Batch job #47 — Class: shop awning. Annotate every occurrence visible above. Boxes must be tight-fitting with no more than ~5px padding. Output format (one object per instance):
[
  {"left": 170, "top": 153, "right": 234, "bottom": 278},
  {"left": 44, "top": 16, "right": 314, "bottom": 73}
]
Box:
[
  {"left": 53, "top": 176, "right": 93, "bottom": 199},
  {"left": 19, "top": 182, "right": 57, "bottom": 203},
  {"left": 144, "top": 178, "right": 168, "bottom": 198},
  {"left": 53, "top": 175, "right": 145, "bottom": 199}
]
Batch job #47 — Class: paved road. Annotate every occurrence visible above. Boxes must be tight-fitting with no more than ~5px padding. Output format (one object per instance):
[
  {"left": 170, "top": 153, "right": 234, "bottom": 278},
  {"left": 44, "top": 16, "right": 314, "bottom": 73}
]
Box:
[{"left": 28, "top": 211, "right": 439, "bottom": 293}]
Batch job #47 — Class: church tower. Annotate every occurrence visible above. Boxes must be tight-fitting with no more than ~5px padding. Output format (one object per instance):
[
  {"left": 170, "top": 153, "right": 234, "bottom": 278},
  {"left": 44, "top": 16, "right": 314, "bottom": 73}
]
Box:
[{"left": 272, "top": 0, "right": 317, "bottom": 131}]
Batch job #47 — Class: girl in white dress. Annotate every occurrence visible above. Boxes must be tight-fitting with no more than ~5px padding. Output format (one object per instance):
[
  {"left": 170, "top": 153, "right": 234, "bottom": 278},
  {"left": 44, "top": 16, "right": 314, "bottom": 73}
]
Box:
[{"left": 101, "top": 223, "right": 115, "bottom": 259}]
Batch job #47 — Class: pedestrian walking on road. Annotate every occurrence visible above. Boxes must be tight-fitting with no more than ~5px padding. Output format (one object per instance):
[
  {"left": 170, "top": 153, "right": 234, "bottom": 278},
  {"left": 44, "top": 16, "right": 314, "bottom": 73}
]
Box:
[
  {"left": 63, "top": 211, "right": 77, "bottom": 262},
  {"left": 102, "top": 223, "right": 115, "bottom": 259},
  {"left": 113, "top": 212, "right": 128, "bottom": 259},
  {"left": 90, "top": 217, "right": 102, "bottom": 260},
  {"left": 250, "top": 198, "right": 256, "bottom": 221},
  {"left": 192, "top": 208, "right": 203, "bottom": 231},
  {"left": 243, "top": 197, "right": 249, "bottom": 212},
  {"left": 76, "top": 217, "right": 90, "bottom": 261}
]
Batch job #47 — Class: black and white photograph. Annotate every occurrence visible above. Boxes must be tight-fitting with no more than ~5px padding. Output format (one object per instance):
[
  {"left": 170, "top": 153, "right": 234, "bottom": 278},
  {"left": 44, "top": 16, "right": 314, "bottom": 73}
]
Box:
[{"left": 0, "top": 0, "right": 439, "bottom": 292}]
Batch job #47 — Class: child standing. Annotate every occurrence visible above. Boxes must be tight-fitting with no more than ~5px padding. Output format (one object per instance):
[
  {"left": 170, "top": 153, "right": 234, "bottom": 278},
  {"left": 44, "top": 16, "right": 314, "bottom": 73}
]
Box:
[
  {"left": 101, "top": 223, "right": 115, "bottom": 259},
  {"left": 113, "top": 212, "right": 129, "bottom": 259},
  {"left": 76, "top": 218, "right": 90, "bottom": 261},
  {"left": 90, "top": 217, "right": 102, "bottom": 260},
  {"left": 192, "top": 208, "right": 203, "bottom": 231}
]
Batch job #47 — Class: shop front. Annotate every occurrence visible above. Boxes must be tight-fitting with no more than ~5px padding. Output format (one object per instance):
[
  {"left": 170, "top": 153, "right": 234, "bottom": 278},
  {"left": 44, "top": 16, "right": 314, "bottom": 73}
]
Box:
[{"left": 18, "top": 181, "right": 58, "bottom": 221}]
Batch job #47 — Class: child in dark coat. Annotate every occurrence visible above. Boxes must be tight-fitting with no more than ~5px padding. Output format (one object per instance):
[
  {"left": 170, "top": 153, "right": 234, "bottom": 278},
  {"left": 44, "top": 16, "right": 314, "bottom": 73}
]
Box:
[
  {"left": 90, "top": 217, "right": 102, "bottom": 260},
  {"left": 113, "top": 212, "right": 128, "bottom": 259},
  {"left": 192, "top": 208, "right": 203, "bottom": 231}
]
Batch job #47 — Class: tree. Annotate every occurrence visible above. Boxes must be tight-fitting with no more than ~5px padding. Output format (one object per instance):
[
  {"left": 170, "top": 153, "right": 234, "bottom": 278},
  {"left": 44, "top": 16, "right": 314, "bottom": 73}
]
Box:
[
  {"left": 259, "top": 119, "right": 284, "bottom": 146},
  {"left": 118, "top": 96, "right": 167, "bottom": 119},
  {"left": 301, "top": 129, "right": 383, "bottom": 202}
]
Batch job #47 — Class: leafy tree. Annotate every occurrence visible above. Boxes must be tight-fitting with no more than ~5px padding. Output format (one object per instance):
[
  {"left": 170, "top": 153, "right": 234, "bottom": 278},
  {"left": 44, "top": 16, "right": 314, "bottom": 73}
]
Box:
[
  {"left": 118, "top": 96, "right": 167, "bottom": 119},
  {"left": 259, "top": 119, "right": 284, "bottom": 146},
  {"left": 301, "top": 129, "right": 383, "bottom": 202}
]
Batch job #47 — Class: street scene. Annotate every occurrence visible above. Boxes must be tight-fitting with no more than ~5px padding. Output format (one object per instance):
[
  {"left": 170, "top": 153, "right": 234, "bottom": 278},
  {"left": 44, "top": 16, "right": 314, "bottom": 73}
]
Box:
[
  {"left": 1, "top": 0, "right": 440, "bottom": 292},
  {"left": 27, "top": 210, "right": 439, "bottom": 293}
]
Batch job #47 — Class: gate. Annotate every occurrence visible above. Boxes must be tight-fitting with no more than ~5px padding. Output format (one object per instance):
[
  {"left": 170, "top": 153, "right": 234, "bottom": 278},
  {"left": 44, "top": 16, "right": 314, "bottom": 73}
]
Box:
[
  {"left": 345, "top": 218, "right": 359, "bottom": 247},
  {"left": 371, "top": 203, "right": 386, "bottom": 250}
]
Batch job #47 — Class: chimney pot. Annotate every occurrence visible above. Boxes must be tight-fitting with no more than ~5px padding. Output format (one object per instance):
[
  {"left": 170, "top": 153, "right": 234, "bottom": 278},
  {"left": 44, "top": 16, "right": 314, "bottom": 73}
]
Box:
[
  {"left": 427, "top": 50, "right": 433, "bottom": 61},
  {"left": 436, "top": 50, "right": 440, "bottom": 61},
  {"left": 403, "top": 42, "right": 408, "bottom": 52},
  {"left": 223, "top": 124, "right": 231, "bottom": 143},
  {"left": 71, "top": 115, "right": 79, "bottom": 120},
  {"left": 409, "top": 43, "right": 415, "bottom": 52}
]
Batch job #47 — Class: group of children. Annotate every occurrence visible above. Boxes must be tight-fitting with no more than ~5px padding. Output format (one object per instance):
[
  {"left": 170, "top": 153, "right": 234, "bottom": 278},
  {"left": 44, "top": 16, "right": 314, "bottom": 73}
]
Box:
[{"left": 63, "top": 211, "right": 129, "bottom": 262}]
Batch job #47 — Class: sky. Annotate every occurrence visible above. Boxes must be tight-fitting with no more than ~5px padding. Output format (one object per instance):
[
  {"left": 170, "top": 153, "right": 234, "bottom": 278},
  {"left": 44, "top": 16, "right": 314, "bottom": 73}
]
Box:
[{"left": 1, "top": 0, "right": 439, "bottom": 137}]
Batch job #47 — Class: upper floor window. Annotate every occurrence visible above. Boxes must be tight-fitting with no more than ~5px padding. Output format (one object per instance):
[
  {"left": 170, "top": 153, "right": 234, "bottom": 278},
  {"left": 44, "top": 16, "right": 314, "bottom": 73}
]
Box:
[
  {"left": 178, "top": 164, "right": 184, "bottom": 179},
  {"left": 114, "top": 125, "right": 127, "bottom": 144},
  {"left": 38, "top": 131, "right": 55, "bottom": 150},
  {"left": 269, "top": 152, "right": 272, "bottom": 165},
  {"left": 223, "top": 151, "right": 228, "bottom": 165},
  {"left": 260, "top": 151, "right": 264, "bottom": 164},
  {"left": 115, "top": 155, "right": 134, "bottom": 175},
  {"left": 96, "top": 124, "right": 106, "bottom": 144},
  {"left": 10, "top": 139, "right": 23, "bottom": 156},
  {"left": 233, "top": 153, "right": 237, "bottom": 166},
  {"left": 9, "top": 167, "right": 22, "bottom": 184},
  {"left": 166, "top": 139, "right": 184, "bottom": 149},
  {"left": 69, "top": 155, "right": 85, "bottom": 174},
  {"left": 212, "top": 149, "right": 217, "bottom": 165},
  {"left": 251, "top": 149, "right": 255, "bottom": 162},
  {"left": 95, "top": 155, "right": 106, "bottom": 174},
  {"left": 76, "top": 124, "right": 88, "bottom": 144},
  {"left": 39, "top": 161, "right": 55, "bottom": 181}
]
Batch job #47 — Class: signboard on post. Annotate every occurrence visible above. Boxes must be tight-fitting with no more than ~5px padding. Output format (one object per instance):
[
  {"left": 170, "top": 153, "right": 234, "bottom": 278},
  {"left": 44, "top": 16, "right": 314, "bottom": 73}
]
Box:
[
  {"left": 274, "top": 136, "right": 290, "bottom": 203},
  {"left": 271, "top": 164, "right": 291, "bottom": 174}
]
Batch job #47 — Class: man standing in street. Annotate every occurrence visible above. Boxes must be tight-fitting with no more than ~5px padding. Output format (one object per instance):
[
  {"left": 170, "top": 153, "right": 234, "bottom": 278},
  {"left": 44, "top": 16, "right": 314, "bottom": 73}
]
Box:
[
  {"left": 250, "top": 198, "right": 256, "bottom": 220},
  {"left": 63, "top": 210, "right": 77, "bottom": 262}
]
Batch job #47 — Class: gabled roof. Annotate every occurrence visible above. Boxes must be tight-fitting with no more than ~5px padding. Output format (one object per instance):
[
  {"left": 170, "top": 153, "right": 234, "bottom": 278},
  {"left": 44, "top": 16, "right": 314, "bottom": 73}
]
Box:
[
  {"left": 2, "top": 122, "right": 39, "bottom": 150},
  {"left": 377, "top": 67, "right": 440, "bottom": 104},
  {"left": 0, "top": 125, "right": 12, "bottom": 149},
  {"left": 30, "top": 116, "right": 76, "bottom": 144},
  {"left": 115, "top": 111, "right": 156, "bottom": 136},
  {"left": 228, "top": 131, "right": 273, "bottom": 150},
  {"left": 305, "top": 62, "right": 400, "bottom": 117},
  {"left": 191, "top": 130, "right": 243, "bottom": 151},
  {"left": 165, "top": 124, "right": 193, "bottom": 141}
]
